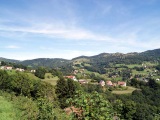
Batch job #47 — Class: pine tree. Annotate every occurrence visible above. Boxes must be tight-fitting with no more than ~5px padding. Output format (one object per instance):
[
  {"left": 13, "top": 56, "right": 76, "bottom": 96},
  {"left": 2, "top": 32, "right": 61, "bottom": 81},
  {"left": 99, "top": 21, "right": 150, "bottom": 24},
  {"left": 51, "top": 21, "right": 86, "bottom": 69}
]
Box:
[{"left": 55, "top": 77, "right": 68, "bottom": 108}]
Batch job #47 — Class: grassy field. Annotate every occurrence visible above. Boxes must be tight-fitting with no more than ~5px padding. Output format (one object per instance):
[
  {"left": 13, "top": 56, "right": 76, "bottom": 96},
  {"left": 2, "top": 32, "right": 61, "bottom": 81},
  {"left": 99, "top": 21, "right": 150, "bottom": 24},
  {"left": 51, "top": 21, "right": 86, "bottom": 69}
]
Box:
[
  {"left": 43, "top": 73, "right": 59, "bottom": 86},
  {"left": 115, "top": 64, "right": 141, "bottom": 68},
  {"left": 73, "top": 58, "right": 90, "bottom": 65},
  {"left": 0, "top": 96, "right": 20, "bottom": 120},
  {"left": 27, "top": 73, "right": 59, "bottom": 86},
  {"left": 27, "top": 72, "right": 39, "bottom": 80},
  {"left": 6, "top": 70, "right": 16, "bottom": 75},
  {"left": 112, "top": 86, "right": 137, "bottom": 94}
]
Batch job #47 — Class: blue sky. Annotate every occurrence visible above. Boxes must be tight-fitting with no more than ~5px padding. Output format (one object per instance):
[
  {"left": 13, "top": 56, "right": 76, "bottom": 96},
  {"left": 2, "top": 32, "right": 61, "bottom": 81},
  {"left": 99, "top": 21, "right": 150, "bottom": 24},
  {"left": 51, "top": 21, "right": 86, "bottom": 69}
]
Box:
[{"left": 0, "top": 0, "right": 160, "bottom": 60}]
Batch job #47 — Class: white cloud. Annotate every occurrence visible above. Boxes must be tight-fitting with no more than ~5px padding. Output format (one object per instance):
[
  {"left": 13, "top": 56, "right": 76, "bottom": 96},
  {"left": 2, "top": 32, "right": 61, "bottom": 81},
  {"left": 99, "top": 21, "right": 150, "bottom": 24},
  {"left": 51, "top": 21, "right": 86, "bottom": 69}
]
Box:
[
  {"left": 0, "top": 23, "right": 113, "bottom": 41},
  {"left": 5, "top": 45, "right": 20, "bottom": 49}
]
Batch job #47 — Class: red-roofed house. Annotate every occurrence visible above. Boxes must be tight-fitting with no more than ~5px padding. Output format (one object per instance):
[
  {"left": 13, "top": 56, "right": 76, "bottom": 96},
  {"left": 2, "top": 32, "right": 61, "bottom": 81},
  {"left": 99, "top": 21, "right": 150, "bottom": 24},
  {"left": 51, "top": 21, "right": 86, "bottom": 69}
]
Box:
[
  {"left": 118, "top": 81, "right": 126, "bottom": 87},
  {"left": 78, "top": 79, "right": 88, "bottom": 84},
  {"left": 65, "top": 76, "right": 77, "bottom": 81}
]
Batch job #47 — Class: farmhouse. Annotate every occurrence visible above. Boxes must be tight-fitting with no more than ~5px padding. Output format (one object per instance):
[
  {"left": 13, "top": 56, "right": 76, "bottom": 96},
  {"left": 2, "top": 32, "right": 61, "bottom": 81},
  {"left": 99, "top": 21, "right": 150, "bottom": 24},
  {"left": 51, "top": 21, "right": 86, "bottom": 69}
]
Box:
[
  {"left": 31, "top": 70, "right": 36, "bottom": 73},
  {"left": 0, "top": 66, "right": 5, "bottom": 70},
  {"left": 99, "top": 80, "right": 105, "bottom": 86},
  {"left": 118, "top": 81, "right": 126, "bottom": 87},
  {"left": 16, "top": 68, "right": 25, "bottom": 72},
  {"left": 0, "top": 66, "right": 13, "bottom": 70},
  {"left": 78, "top": 79, "right": 88, "bottom": 84},
  {"left": 65, "top": 76, "right": 77, "bottom": 81},
  {"left": 6, "top": 66, "right": 13, "bottom": 70},
  {"left": 106, "top": 81, "right": 113, "bottom": 86}
]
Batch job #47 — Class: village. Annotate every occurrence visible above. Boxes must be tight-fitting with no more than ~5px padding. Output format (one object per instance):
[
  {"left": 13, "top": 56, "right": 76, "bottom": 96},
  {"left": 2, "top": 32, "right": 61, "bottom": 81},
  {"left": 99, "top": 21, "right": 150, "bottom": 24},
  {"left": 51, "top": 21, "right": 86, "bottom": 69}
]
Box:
[
  {"left": 0, "top": 61, "right": 36, "bottom": 73},
  {"left": 64, "top": 75, "right": 127, "bottom": 90}
]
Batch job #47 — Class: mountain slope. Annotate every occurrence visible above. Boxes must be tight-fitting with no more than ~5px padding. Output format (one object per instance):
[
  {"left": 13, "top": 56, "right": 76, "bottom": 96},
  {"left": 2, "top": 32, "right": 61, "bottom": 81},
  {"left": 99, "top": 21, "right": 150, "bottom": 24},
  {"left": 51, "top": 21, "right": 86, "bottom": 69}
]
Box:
[
  {"left": 0, "top": 57, "right": 19, "bottom": 63},
  {"left": 0, "top": 48, "right": 160, "bottom": 68},
  {"left": 20, "top": 58, "right": 70, "bottom": 68}
]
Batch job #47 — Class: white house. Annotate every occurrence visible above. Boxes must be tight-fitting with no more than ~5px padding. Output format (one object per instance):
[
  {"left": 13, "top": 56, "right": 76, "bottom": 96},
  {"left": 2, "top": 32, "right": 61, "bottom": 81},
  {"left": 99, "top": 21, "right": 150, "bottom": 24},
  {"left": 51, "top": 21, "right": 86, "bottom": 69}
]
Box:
[
  {"left": 16, "top": 68, "right": 25, "bottom": 72},
  {"left": 0, "top": 66, "right": 5, "bottom": 70},
  {"left": 118, "top": 81, "right": 126, "bottom": 87},
  {"left": 78, "top": 79, "right": 88, "bottom": 84},
  {"left": 31, "top": 70, "right": 36, "bottom": 73},
  {"left": 5, "top": 66, "right": 13, "bottom": 70},
  {"left": 99, "top": 80, "right": 105, "bottom": 87}
]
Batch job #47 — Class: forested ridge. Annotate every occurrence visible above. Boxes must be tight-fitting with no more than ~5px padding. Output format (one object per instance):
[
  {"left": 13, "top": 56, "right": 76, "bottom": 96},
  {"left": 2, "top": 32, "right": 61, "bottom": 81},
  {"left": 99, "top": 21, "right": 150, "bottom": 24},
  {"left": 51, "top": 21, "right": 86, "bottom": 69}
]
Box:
[{"left": 1, "top": 48, "right": 160, "bottom": 69}]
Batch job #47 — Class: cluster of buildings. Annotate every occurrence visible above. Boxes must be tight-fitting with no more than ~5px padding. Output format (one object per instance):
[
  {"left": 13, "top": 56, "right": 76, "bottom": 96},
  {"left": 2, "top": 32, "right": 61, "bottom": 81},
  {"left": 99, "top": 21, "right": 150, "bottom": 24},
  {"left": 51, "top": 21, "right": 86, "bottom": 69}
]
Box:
[
  {"left": 64, "top": 76, "right": 77, "bottom": 81},
  {"left": 0, "top": 66, "right": 25, "bottom": 72},
  {"left": 64, "top": 76, "right": 88, "bottom": 84},
  {"left": 0, "top": 66, "right": 13, "bottom": 70},
  {"left": 64, "top": 75, "right": 127, "bottom": 87},
  {"left": 0, "top": 65, "right": 36, "bottom": 73},
  {"left": 73, "top": 69, "right": 85, "bottom": 75},
  {"left": 99, "top": 80, "right": 126, "bottom": 87}
]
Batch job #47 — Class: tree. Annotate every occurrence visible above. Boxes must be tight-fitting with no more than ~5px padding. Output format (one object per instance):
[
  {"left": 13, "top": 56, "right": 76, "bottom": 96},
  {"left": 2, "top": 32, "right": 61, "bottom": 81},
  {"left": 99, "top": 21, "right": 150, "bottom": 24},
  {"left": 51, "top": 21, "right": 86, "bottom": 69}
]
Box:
[
  {"left": 37, "top": 98, "right": 57, "bottom": 120},
  {"left": 67, "top": 91, "right": 113, "bottom": 120},
  {"left": 156, "top": 64, "right": 160, "bottom": 71},
  {"left": 0, "top": 70, "right": 9, "bottom": 89},
  {"left": 55, "top": 77, "right": 68, "bottom": 108},
  {"left": 67, "top": 79, "right": 77, "bottom": 98},
  {"left": 122, "top": 100, "right": 136, "bottom": 120},
  {"left": 112, "top": 99, "right": 123, "bottom": 117},
  {"left": 55, "top": 78, "right": 81, "bottom": 108},
  {"left": 134, "top": 103, "right": 156, "bottom": 120},
  {"left": 51, "top": 69, "right": 63, "bottom": 78},
  {"left": 9, "top": 72, "right": 33, "bottom": 96},
  {"left": 35, "top": 67, "right": 46, "bottom": 79},
  {"left": 148, "top": 78, "right": 159, "bottom": 90}
]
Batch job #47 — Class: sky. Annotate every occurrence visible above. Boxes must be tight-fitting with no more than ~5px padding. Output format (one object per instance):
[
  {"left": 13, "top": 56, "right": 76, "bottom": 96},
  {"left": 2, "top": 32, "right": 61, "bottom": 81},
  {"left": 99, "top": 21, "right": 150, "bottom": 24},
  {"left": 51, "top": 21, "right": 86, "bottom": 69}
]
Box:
[{"left": 0, "top": 0, "right": 160, "bottom": 60}]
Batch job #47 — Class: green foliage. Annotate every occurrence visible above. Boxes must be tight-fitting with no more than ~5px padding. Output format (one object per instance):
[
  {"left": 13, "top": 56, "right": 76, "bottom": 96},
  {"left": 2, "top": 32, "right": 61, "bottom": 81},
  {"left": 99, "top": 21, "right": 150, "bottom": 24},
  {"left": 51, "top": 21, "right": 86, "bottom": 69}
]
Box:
[
  {"left": 0, "top": 71, "right": 67, "bottom": 120},
  {"left": 67, "top": 91, "right": 113, "bottom": 120},
  {"left": 122, "top": 100, "right": 136, "bottom": 120},
  {"left": 0, "top": 91, "right": 39, "bottom": 120},
  {"left": 0, "top": 70, "right": 56, "bottom": 101},
  {"left": 0, "top": 70, "right": 9, "bottom": 89},
  {"left": 89, "top": 73, "right": 104, "bottom": 82},
  {"left": 156, "top": 64, "right": 160, "bottom": 70},
  {"left": 37, "top": 98, "right": 56, "bottom": 120},
  {"left": 121, "top": 69, "right": 132, "bottom": 80},
  {"left": 134, "top": 66, "right": 144, "bottom": 71},
  {"left": 81, "top": 84, "right": 103, "bottom": 93},
  {"left": 60, "top": 63, "right": 74, "bottom": 75},
  {"left": 20, "top": 58, "right": 70, "bottom": 68},
  {"left": 9, "top": 72, "right": 33, "bottom": 96},
  {"left": 0, "top": 96, "right": 19, "bottom": 120},
  {"left": 15, "top": 96, "right": 39, "bottom": 120},
  {"left": 51, "top": 69, "right": 63, "bottom": 78},
  {"left": 32, "top": 80, "right": 56, "bottom": 101},
  {"left": 112, "top": 99, "right": 123, "bottom": 117},
  {"left": 148, "top": 78, "right": 160, "bottom": 90},
  {"left": 134, "top": 103, "right": 156, "bottom": 120},
  {"left": 55, "top": 78, "right": 81, "bottom": 108},
  {"left": 35, "top": 67, "right": 46, "bottom": 79},
  {"left": 55, "top": 77, "right": 68, "bottom": 108}
]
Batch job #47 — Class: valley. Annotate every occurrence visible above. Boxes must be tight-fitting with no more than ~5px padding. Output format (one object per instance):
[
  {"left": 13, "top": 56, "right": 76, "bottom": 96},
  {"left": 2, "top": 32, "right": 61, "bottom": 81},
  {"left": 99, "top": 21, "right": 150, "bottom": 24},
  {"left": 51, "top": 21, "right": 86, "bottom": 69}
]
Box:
[{"left": 0, "top": 48, "right": 160, "bottom": 119}]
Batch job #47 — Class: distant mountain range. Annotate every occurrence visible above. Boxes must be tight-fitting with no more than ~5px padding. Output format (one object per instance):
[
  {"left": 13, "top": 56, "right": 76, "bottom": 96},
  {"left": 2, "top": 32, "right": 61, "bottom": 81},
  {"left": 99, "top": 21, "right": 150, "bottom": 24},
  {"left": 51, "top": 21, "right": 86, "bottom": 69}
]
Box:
[
  {"left": 0, "top": 57, "right": 20, "bottom": 63},
  {"left": 1, "top": 48, "right": 160, "bottom": 68}
]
